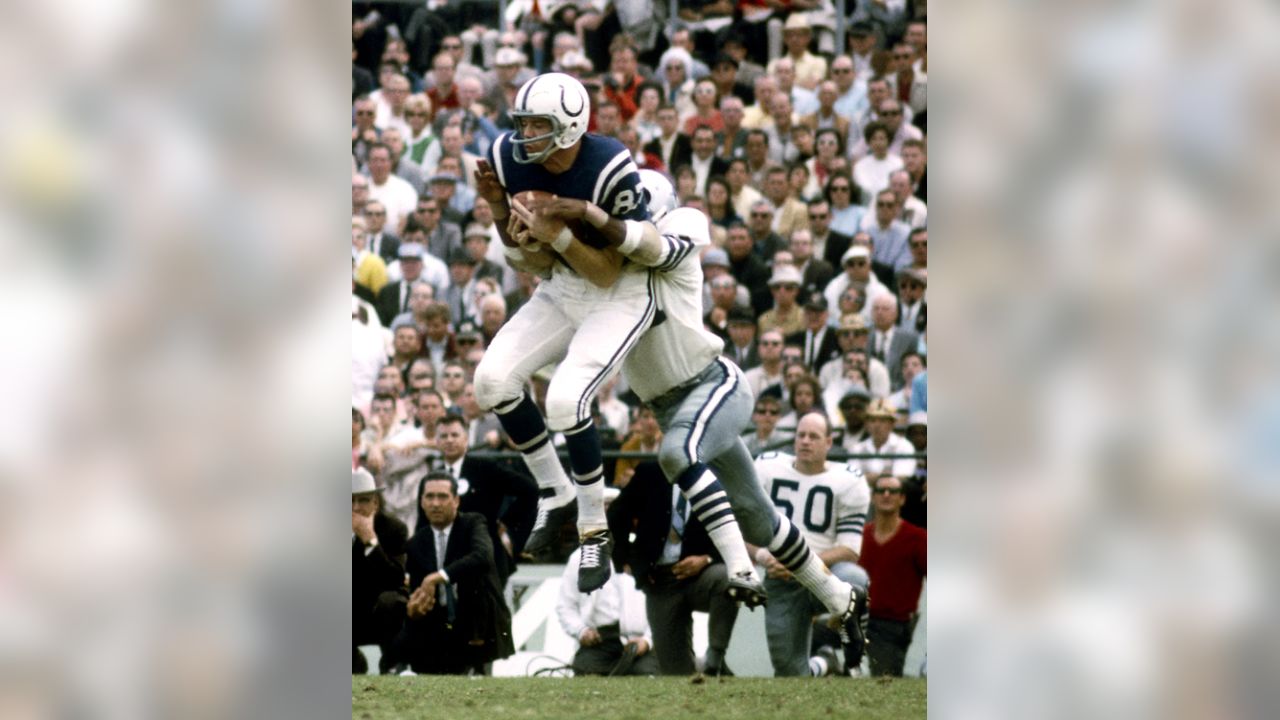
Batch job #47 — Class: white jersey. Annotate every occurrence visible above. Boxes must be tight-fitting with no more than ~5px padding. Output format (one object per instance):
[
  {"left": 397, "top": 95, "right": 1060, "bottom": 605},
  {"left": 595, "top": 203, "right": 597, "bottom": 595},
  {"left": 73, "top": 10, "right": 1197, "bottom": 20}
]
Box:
[
  {"left": 754, "top": 451, "right": 870, "bottom": 555},
  {"left": 622, "top": 207, "right": 725, "bottom": 400}
]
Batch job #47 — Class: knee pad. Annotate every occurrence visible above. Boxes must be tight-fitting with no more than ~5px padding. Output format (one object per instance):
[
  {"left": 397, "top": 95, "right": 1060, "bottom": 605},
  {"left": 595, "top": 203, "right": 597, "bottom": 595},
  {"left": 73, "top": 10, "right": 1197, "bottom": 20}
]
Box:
[
  {"left": 543, "top": 386, "right": 584, "bottom": 433},
  {"left": 473, "top": 361, "right": 519, "bottom": 412}
]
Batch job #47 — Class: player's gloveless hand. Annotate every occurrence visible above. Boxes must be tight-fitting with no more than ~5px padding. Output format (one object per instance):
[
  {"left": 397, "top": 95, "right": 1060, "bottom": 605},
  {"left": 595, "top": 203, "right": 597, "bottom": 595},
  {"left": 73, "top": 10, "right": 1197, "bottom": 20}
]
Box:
[
  {"left": 473, "top": 160, "right": 508, "bottom": 208},
  {"left": 539, "top": 197, "right": 590, "bottom": 222}
]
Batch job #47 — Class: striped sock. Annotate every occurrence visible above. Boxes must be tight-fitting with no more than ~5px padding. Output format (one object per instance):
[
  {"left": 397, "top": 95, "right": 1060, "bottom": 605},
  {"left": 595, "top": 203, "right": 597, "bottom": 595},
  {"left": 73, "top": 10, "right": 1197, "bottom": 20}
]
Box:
[
  {"left": 564, "top": 420, "right": 606, "bottom": 533},
  {"left": 769, "top": 516, "right": 852, "bottom": 613},
  {"left": 494, "top": 394, "right": 572, "bottom": 499},
  {"left": 676, "top": 463, "right": 753, "bottom": 576}
]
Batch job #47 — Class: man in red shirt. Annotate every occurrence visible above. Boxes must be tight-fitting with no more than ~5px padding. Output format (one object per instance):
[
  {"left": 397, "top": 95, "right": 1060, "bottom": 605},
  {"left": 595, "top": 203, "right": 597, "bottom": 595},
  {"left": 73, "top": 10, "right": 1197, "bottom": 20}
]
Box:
[{"left": 859, "top": 475, "right": 927, "bottom": 676}]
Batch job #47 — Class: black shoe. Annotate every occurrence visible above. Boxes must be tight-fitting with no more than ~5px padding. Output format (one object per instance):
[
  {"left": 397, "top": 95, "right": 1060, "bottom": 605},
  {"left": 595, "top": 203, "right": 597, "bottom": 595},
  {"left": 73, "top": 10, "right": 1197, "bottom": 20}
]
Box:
[
  {"left": 577, "top": 530, "right": 613, "bottom": 593},
  {"left": 703, "top": 660, "right": 735, "bottom": 677},
  {"left": 836, "top": 586, "right": 868, "bottom": 673},
  {"left": 524, "top": 494, "right": 577, "bottom": 556},
  {"left": 726, "top": 569, "right": 768, "bottom": 609}
]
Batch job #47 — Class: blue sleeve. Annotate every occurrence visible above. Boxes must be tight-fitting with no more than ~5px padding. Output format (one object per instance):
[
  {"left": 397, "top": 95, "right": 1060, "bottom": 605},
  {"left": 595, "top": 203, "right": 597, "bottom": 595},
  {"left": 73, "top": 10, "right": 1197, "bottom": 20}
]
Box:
[{"left": 910, "top": 371, "right": 927, "bottom": 413}]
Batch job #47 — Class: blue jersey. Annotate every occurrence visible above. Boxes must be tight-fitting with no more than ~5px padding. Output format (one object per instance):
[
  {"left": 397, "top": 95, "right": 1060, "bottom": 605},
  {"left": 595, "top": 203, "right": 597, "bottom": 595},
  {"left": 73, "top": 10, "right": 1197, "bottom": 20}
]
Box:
[{"left": 488, "top": 132, "right": 650, "bottom": 249}]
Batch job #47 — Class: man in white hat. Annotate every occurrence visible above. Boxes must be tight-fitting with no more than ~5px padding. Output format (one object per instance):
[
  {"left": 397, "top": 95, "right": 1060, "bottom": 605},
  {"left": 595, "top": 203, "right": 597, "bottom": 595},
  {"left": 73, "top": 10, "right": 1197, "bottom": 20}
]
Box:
[
  {"left": 849, "top": 398, "right": 917, "bottom": 483},
  {"left": 822, "top": 241, "right": 891, "bottom": 319},
  {"left": 758, "top": 264, "right": 807, "bottom": 336},
  {"left": 352, "top": 467, "right": 410, "bottom": 674},
  {"left": 768, "top": 15, "right": 828, "bottom": 90}
]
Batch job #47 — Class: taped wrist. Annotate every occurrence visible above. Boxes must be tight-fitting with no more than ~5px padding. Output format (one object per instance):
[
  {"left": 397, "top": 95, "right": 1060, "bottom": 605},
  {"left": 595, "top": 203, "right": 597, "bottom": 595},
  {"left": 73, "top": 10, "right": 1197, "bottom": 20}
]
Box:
[
  {"left": 550, "top": 226, "right": 574, "bottom": 253},
  {"left": 618, "top": 220, "right": 644, "bottom": 255}
]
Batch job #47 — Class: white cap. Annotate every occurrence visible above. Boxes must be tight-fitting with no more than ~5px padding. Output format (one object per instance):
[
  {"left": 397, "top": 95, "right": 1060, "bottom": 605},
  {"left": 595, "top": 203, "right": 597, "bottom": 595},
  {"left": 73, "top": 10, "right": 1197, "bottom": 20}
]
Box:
[
  {"left": 841, "top": 245, "right": 870, "bottom": 265},
  {"left": 767, "top": 264, "right": 804, "bottom": 286},
  {"left": 352, "top": 467, "right": 378, "bottom": 494},
  {"left": 907, "top": 411, "right": 927, "bottom": 427},
  {"left": 495, "top": 47, "right": 527, "bottom": 67}
]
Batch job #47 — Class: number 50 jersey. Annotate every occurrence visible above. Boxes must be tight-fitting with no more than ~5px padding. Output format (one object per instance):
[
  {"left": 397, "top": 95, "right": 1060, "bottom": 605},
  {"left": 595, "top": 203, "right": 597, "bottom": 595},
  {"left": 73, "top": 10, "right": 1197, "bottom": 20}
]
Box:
[{"left": 755, "top": 452, "right": 871, "bottom": 555}]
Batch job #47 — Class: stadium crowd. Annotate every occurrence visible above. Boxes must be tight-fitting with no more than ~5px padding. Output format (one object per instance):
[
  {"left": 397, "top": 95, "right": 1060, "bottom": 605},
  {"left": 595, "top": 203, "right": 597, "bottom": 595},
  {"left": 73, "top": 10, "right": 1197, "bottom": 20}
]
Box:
[{"left": 351, "top": 0, "right": 926, "bottom": 678}]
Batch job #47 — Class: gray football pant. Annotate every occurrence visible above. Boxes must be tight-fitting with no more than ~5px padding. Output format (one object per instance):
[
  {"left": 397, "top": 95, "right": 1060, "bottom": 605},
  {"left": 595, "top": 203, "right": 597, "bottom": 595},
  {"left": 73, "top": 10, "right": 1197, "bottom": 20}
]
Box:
[{"left": 647, "top": 357, "right": 778, "bottom": 547}]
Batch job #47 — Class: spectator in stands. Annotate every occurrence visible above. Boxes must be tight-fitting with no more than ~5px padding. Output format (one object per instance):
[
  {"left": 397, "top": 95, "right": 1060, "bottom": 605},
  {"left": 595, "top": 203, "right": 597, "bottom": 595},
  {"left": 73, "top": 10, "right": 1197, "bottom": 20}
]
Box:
[
  {"left": 896, "top": 267, "right": 926, "bottom": 330},
  {"left": 650, "top": 102, "right": 694, "bottom": 172},
  {"left": 869, "top": 294, "right": 919, "bottom": 390},
  {"left": 763, "top": 93, "right": 802, "bottom": 165},
  {"left": 870, "top": 98, "right": 923, "bottom": 160},
  {"left": 397, "top": 472, "right": 514, "bottom": 675},
  {"left": 704, "top": 175, "right": 740, "bottom": 231},
  {"left": 741, "top": 74, "right": 777, "bottom": 131},
  {"left": 907, "top": 227, "right": 927, "bottom": 270},
  {"left": 364, "top": 200, "right": 401, "bottom": 265},
  {"left": 900, "top": 139, "right": 927, "bottom": 201},
  {"left": 353, "top": 97, "right": 381, "bottom": 167},
  {"left": 710, "top": 56, "right": 753, "bottom": 119},
  {"left": 845, "top": 22, "right": 878, "bottom": 83},
  {"left": 683, "top": 79, "right": 724, "bottom": 136},
  {"left": 426, "top": 52, "right": 460, "bottom": 122},
  {"left": 410, "top": 195, "right": 463, "bottom": 264},
  {"left": 367, "top": 143, "right": 418, "bottom": 234},
  {"left": 352, "top": 467, "right": 409, "bottom": 675},
  {"left": 725, "top": 221, "right": 772, "bottom": 315},
  {"left": 820, "top": 313, "right": 890, "bottom": 398},
  {"left": 823, "top": 244, "right": 890, "bottom": 320},
  {"left": 688, "top": 125, "right": 729, "bottom": 197},
  {"left": 836, "top": 387, "right": 872, "bottom": 449},
  {"left": 771, "top": 55, "right": 818, "bottom": 117},
  {"left": 830, "top": 54, "right": 870, "bottom": 123},
  {"left": 859, "top": 475, "right": 927, "bottom": 677},
  {"left": 889, "top": 169, "right": 927, "bottom": 229},
  {"left": 431, "top": 35, "right": 486, "bottom": 91},
  {"left": 403, "top": 95, "right": 436, "bottom": 165},
  {"left": 887, "top": 352, "right": 925, "bottom": 417},
  {"left": 722, "top": 305, "right": 760, "bottom": 370},
  {"left": 629, "top": 82, "right": 665, "bottom": 145},
  {"left": 667, "top": 25, "right": 712, "bottom": 80},
  {"left": 853, "top": 122, "right": 904, "bottom": 211},
  {"left": 802, "top": 127, "right": 848, "bottom": 201},
  {"left": 758, "top": 264, "right": 806, "bottom": 337},
  {"left": 719, "top": 32, "right": 763, "bottom": 86},
  {"left": 352, "top": 218, "right": 389, "bottom": 299},
  {"left": 375, "top": 73, "right": 413, "bottom": 139},
  {"left": 420, "top": 301, "right": 461, "bottom": 375},
  {"left": 556, "top": 544, "right": 658, "bottom": 676},
  {"left": 375, "top": 127, "right": 426, "bottom": 198},
  {"left": 612, "top": 405, "right": 662, "bottom": 488},
  {"left": 888, "top": 43, "right": 927, "bottom": 116},
  {"left": 386, "top": 318, "right": 423, "bottom": 375},
  {"left": 825, "top": 173, "right": 866, "bottom": 237},
  {"left": 744, "top": 394, "right": 790, "bottom": 456},
  {"left": 725, "top": 157, "right": 764, "bottom": 220},
  {"left": 435, "top": 414, "right": 538, "bottom": 587},
  {"left": 852, "top": 80, "right": 912, "bottom": 152},
  {"left": 863, "top": 190, "right": 913, "bottom": 280},
  {"left": 657, "top": 47, "right": 697, "bottom": 113},
  {"left": 716, "top": 94, "right": 749, "bottom": 160},
  {"left": 703, "top": 269, "right": 743, "bottom": 337},
  {"left": 776, "top": 373, "right": 825, "bottom": 436},
  {"left": 790, "top": 228, "right": 836, "bottom": 300},
  {"left": 900, "top": 412, "right": 927, "bottom": 528},
  {"left": 770, "top": 14, "right": 826, "bottom": 90},
  {"left": 851, "top": 399, "right": 917, "bottom": 483},
  {"left": 485, "top": 48, "right": 533, "bottom": 127},
  {"left": 603, "top": 43, "right": 645, "bottom": 122},
  {"left": 607, "top": 460, "right": 739, "bottom": 676},
  {"left": 744, "top": 328, "right": 787, "bottom": 399},
  {"left": 806, "top": 197, "right": 852, "bottom": 269},
  {"left": 786, "top": 292, "right": 840, "bottom": 373}
]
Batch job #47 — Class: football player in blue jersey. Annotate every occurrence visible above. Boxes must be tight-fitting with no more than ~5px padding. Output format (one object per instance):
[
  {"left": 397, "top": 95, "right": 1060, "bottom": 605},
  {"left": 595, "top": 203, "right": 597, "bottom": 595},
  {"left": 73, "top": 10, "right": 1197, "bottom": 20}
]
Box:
[{"left": 471, "top": 72, "right": 659, "bottom": 593}]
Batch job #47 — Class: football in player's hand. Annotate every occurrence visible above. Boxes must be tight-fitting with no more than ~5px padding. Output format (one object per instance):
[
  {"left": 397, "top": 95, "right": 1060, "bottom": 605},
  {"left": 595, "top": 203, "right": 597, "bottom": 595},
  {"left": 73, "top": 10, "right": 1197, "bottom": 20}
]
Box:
[{"left": 511, "top": 189, "right": 589, "bottom": 249}]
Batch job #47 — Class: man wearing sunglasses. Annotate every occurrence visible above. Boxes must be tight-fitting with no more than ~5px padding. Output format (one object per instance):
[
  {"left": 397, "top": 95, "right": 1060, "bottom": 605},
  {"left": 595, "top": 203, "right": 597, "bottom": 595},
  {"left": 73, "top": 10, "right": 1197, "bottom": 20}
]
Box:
[{"left": 859, "top": 476, "right": 926, "bottom": 677}]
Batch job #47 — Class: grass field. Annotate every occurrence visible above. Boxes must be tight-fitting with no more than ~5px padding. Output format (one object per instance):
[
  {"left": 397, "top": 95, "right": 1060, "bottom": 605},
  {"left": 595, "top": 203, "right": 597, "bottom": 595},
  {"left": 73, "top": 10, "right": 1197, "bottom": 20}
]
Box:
[{"left": 352, "top": 676, "right": 927, "bottom": 719}]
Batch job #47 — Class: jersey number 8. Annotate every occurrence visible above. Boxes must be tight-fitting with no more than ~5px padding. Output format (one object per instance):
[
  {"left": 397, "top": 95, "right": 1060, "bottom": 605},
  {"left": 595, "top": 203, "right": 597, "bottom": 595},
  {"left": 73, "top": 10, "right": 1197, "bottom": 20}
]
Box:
[
  {"left": 771, "top": 480, "right": 834, "bottom": 533},
  {"left": 611, "top": 189, "right": 637, "bottom": 217}
]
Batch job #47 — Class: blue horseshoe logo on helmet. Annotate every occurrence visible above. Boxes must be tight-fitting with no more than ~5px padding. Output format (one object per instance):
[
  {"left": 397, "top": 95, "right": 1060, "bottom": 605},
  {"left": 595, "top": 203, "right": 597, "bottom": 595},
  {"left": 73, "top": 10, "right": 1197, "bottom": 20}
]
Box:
[{"left": 561, "top": 85, "right": 584, "bottom": 117}]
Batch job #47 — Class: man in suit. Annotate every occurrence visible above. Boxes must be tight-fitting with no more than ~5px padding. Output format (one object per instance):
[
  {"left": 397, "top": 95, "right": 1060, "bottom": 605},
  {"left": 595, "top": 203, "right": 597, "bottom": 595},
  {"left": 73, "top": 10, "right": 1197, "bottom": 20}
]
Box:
[
  {"left": 789, "top": 228, "right": 835, "bottom": 299},
  {"left": 363, "top": 199, "right": 401, "bottom": 263},
  {"left": 375, "top": 242, "right": 428, "bottom": 326},
  {"left": 396, "top": 472, "right": 514, "bottom": 675},
  {"left": 607, "top": 461, "right": 741, "bottom": 676},
  {"left": 721, "top": 306, "right": 760, "bottom": 370},
  {"left": 786, "top": 294, "right": 841, "bottom": 374},
  {"left": 434, "top": 414, "right": 537, "bottom": 585},
  {"left": 409, "top": 195, "right": 462, "bottom": 264},
  {"left": 644, "top": 105, "right": 692, "bottom": 175},
  {"left": 352, "top": 467, "right": 410, "bottom": 674},
  {"left": 808, "top": 198, "right": 853, "bottom": 270},
  {"left": 869, "top": 294, "right": 919, "bottom": 391},
  {"left": 688, "top": 126, "right": 731, "bottom": 197}
]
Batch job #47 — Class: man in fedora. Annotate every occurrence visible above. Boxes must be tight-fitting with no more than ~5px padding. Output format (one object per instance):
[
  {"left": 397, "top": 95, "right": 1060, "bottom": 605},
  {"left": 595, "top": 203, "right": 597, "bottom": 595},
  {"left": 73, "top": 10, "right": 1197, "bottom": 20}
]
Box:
[
  {"left": 352, "top": 467, "right": 410, "bottom": 674},
  {"left": 848, "top": 398, "right": 917, "bottom": 484}
]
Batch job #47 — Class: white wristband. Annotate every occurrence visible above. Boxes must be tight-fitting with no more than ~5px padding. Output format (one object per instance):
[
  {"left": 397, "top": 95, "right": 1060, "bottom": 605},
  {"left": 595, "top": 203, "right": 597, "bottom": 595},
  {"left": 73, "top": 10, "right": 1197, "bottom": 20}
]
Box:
[
  {"left": 550, "top": 226, "right": 574, "bottom": 253},
  {"left": 618, "top": 220, "right": 643, "bottom": 255},
  {"left": 583, "top": 202, "right": 609, "bottom": 229},
  {"left": 755, "top": 547, "right": 772, "bottom": 565}
]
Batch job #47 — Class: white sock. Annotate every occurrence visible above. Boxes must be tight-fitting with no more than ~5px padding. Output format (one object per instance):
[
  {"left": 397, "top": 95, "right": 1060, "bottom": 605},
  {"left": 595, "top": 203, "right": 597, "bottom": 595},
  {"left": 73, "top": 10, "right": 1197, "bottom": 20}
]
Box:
[
  {"left": 681, "top": 470, "right": 755, "bottom": 576},
  {"left": 523, "top": 443, "right": 574, "bottom": 504},
  {"left": 575, "top": 477, "right": 607, "bottom": 535}
]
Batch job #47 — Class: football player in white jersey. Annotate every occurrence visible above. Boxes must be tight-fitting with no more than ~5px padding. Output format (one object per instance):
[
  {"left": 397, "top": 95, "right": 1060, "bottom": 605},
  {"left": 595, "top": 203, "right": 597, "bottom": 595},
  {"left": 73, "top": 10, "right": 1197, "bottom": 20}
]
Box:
[
  {"left": 516, "top": 170, "right": 867, "bottom": 660},
  {"left": 755, "top": 412, "right": 872, "bottom": 676},
  {"left": 472, "top": 72, "right": 659, "bottom": 593}
]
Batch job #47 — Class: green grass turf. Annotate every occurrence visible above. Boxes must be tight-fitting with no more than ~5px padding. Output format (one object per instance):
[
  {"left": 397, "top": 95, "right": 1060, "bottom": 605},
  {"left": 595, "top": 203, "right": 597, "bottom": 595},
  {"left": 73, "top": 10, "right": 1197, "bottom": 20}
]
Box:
[{"left": 352, "top": 676, "right": 927, "bottom": 719}]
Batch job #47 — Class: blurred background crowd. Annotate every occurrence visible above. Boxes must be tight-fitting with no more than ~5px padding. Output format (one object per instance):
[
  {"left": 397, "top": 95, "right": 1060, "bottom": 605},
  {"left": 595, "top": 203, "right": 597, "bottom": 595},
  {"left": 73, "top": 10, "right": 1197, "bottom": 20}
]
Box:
[{"left": 349, "top": 0, "right": 928, "bottom": 498}]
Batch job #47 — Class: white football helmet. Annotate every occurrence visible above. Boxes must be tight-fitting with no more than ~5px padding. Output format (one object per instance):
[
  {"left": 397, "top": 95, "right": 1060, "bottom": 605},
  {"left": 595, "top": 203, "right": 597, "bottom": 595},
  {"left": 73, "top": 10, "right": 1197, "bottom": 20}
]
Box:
[
  {"left": 509, "top": 72, "right": 590, "bottom": 164},
  {"left": 638, "top": 169, "right": 677, "bottom": 224}
]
